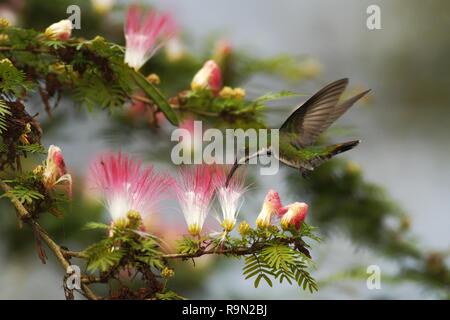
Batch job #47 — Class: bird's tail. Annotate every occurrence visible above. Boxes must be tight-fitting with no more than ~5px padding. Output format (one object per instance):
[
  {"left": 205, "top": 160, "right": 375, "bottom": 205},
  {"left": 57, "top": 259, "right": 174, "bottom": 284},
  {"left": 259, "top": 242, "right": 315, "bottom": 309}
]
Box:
[{"left": 327, "top": 140, "right": 361, "bottom": 158}]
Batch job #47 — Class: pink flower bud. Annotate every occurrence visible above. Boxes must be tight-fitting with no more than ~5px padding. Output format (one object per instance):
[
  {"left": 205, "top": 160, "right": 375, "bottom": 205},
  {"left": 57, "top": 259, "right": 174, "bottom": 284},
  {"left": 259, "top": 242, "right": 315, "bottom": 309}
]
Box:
[
  {"left": 256, "top": 189, "right": 286, "bottom": 229},
  {"left": 280, "top": 202, "right": 308, "bottom": 230},
  {"left": 44, "top": 20, "right": 72, "bottom": 41},
  {"left": 42, "top": 145, "right": 72, "bottom": 195},
  {"left": 191, "top": 60, "right": 222, "bottom": 95}
]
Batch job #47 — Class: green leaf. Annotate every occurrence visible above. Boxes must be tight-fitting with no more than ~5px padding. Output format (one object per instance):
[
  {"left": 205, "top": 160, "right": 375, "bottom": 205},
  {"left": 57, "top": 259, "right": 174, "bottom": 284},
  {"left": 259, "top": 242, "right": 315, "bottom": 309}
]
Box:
[
  {"left": 0, "top": 100, "right": 12, "bottom": 133},
  {"left": 155, "top": 291, "right": 186, "bottom": 300},
  {"left": 84, "top": 240, "right": 124, "bottom": 273},
  {"left": 84, "top": 222, "right": 111, "bottom": 230},
  {"left": 130, "top": 71, "right": 179, "bottom": 126},
  {"left": 1, "top": 185, "right": 44, "bottom": 205},
  {"left": 254, "top": 90, "right": 302, "bottom": 104}
]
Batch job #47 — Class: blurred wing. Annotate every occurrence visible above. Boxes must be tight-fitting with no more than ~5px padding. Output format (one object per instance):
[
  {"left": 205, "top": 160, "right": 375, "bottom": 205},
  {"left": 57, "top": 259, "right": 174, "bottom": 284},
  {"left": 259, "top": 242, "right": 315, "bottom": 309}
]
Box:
[
  {"left": 280, "top": 78, "right": 348, "bottom": 146},
  {"left": 320, "top": 89, "right": 371, "bottom": 133}
]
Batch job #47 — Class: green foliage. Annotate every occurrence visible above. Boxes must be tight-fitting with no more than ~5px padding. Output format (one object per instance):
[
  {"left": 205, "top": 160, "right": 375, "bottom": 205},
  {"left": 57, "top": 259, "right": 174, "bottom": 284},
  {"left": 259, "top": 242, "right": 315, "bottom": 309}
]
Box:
[
  {"left": 130, "top": 71, "right": 179, "bottom": 125},
  {"left": 83, "top": 223, "right": 166, "bottom": 274},
  {"left": 155, "top": 291, "right": 186, "bottom": 300},
  {"left": 0, "top": 100, "right": 12, "bottom": 133},
  {"left": 16, "top": 144, "right": 46, "bottom": 154},
  {"left": 243, "top": 244, "right": 318, "bottom": 293},
  {"left": 84, "top": 238, "right": 125, "bottom": 273},
  {"left": 254, "top": 91, "right": 301, "bottom": 104},
  {"left": 1, "top": 185, "right": 44, "bottom": 205},
  {"left": 176, "top": 236, "right": 201, "bottom": 255},
  {"left": 0, "top": 59, "right": 33, "bottom": 96}
]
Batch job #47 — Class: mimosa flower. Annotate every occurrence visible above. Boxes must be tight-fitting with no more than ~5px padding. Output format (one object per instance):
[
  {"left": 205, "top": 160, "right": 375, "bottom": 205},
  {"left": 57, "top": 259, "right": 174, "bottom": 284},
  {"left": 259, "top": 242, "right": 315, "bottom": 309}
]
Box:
[
  {"left": 90, "top": 152, "right": 172, "bottom": 225},
  {"left": 124, "top": 5, "right": 176, "bottom": 70},
  {"left": 214, "top": 166, "right": 248, "bottom": 232},
  {"left": 41, "top": 145, "right": 72, "bottom": 194},
  {"left": 280, "top": 202, "right": 308, "bottom": 230},
  {"left": 174, "top": 165, "right": 215, "bottom": 236},
  {"left": 191, "top": 60, "right": 222, "bottom": 95},
  {"left": 44, "top": 20, "right": 72, "bottom": 40},
  {"left": 255, "top": 189, "right": 286, "bottom": 229}
]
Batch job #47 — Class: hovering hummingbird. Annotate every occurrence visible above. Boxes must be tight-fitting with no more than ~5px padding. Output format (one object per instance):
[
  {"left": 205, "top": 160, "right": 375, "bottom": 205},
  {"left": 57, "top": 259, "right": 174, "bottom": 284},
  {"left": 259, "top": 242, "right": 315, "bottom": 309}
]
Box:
[{"left": 226, "top": 78, "right": 370, "bottom": 186}]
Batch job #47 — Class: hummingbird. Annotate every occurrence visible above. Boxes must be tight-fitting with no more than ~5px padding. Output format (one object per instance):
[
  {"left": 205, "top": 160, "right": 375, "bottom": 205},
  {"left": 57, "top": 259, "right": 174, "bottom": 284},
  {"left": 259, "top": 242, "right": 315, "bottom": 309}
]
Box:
[{"left": 226, "top": 78, "right": 370, "bottom": 186}]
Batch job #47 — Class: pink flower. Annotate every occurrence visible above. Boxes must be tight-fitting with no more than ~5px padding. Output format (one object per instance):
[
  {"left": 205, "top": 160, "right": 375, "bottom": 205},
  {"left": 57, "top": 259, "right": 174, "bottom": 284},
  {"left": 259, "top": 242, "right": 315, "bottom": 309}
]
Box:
[
  {"left": 124, "top": 5, "right": 176, "bottom": 70},
  {"left": 44, "top": 20, "right": 72, "bottom": 40},
  {"left": 255, "top": 189, "right": 287, "bottom": 229},
  {"left": 90, "top": 152, "right": 172, "bottom": 224},
  {"left": 191, "top": 60, "right": 222, "bottom": 95},
  {"left": 173, "top": 165, "right": 215, "bottom": 236},
  {"left": 280, "top": 202, "right": 308, "bottom": 230},
  {"left": 214, "top": 165, "right": 248, "bottom": 232},
  {"left": 42, "top": 145, "right": 72, "bottom": 195}
]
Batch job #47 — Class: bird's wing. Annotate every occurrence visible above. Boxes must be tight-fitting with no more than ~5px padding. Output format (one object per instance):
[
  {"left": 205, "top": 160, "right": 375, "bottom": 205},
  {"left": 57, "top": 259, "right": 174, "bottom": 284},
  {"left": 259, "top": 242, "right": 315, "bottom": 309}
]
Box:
[
  {"left": 279, "top": 78, "right": 349, "bottom": 146},
  {"left": 319, "top": 89, "right": 371, "bottom": 134}
]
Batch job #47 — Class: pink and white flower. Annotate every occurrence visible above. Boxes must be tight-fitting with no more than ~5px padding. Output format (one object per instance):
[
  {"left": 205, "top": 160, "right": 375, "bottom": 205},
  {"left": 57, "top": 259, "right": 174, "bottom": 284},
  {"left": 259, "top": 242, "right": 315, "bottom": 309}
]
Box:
[
  {"left": 280, "top": 202, "right": 308, "bottom": 230},
  {"left": 89, "top": 152, "right": 172, "bottom": 224},
  {"left": 214, "top": 165, "right": 248, "bottom": 232},
  {"left": 124, "top": 5, "right": 176, "bottom": 70},
  {"left": 44, "top": 20, "right": 72, "bottom": 41},
  {"left": 173, "top": 165, "right": 215, "bottom": 236},
  {"left": 42, "top": 145, "right": 72, "bottom": 194},
  {"left": 191, "top": 60, "right": 222, "bottom": 95},
  {"left": 255, "top": 189, "right": 286, "bottom": 229}
]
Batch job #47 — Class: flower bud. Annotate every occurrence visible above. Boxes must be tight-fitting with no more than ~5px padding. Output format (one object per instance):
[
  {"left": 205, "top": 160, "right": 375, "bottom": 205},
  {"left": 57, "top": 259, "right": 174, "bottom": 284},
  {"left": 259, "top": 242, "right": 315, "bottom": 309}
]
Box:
[
  {"left": 161, "top": 267, "right": 175, "bottom": 278},
  {"left": 238, "top": 221, "right": 251, "bottom": 236},
  {"left": 280, "top": 202, "right": 308, "bottom": 230},
  {"left": 0, "top": 18, "right": 10, "bottom": 28},
  {"left": 45, "top": 20, "right": 72, "bottom": 41},
  {"left": 256, "top": 190, "right": 285, "bottom": 229},
  {"left": 146, "top": 73, "right": 161, "bottom": 85},
  {"left": 191, "top": 60, "right": 222, "bottom": 95},
  {"left": 42, "top": 145, "right": 72, "bottom": 194}
]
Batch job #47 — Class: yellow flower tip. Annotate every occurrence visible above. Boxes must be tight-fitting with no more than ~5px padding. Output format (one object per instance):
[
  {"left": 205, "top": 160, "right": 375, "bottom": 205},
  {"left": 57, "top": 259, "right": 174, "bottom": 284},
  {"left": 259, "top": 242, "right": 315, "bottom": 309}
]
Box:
[
  {"left": 219, "top": 86, "right": 234, "bottom": 98},
  {"left": 33, "top": 165, "right": 45, "bottom": 176},
  {"left": 147, "top": 73, "right": 161, "bottom": 85},
  {"left": 255, "top": 216, "right": 270, "bottom": 229},
  {"left": 114, "top": 217, "right": 128, "bottom": 229},
  {"left": 238, "top": 221, "right": 251, "bottom": 235},
  {"left": 188, "top": 223, "right": 201, "bottom": 237},
  {"left": 233, "top": 88, "right": 246, "bottom": 100},
  {"left": 0, "top": 18, "right": 10, "bottom": 28},
  {"left": 126, "top": 210, "right": 142, "bottom": 228},
  {"left": 0, "top": 58, "right": 13, "bottom": 66},
  {"left": 221, "top": 218, "right": 235, "bottom": 232},
  {"left": 161, "top": 267, "right": 175, "bottom": 278}
]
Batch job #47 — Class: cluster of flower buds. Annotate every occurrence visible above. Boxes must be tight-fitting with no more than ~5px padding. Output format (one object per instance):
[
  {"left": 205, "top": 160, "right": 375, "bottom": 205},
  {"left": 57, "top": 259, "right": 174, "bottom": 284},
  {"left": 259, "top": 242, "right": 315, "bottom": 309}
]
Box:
[
  {"left": 219, "top": 86, "right": 246, "bottom": 100},
  {"left": 256, "top": 189, "right": 308, "bottom": 231}
]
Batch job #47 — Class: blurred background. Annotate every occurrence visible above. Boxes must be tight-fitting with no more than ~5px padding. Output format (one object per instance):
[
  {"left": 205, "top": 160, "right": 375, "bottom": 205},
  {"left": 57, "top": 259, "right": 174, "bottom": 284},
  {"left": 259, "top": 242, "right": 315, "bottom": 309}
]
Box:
[{"left": 0, "top": 0, "right": 449, "bottom": 299}]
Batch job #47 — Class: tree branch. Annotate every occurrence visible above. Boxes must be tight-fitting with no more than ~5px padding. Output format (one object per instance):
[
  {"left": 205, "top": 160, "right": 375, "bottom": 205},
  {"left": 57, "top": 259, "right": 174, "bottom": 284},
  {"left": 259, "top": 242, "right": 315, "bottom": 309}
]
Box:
[{"left": 0, "top": 178, "right": 100, "bottom": 300}]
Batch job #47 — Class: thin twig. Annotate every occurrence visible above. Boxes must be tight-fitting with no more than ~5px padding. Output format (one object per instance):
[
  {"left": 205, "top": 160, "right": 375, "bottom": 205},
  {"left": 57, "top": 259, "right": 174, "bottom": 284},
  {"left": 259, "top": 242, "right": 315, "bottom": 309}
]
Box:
[{"left": 0, "top": 178, "right": 100, "bottom": 300}]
